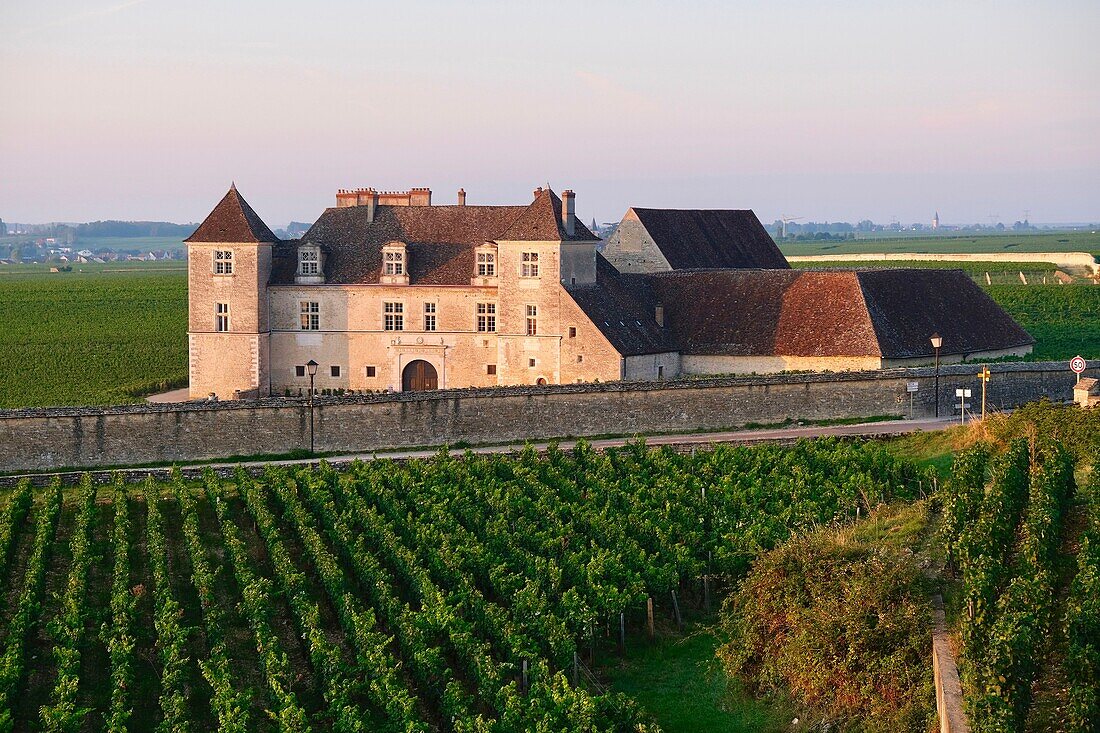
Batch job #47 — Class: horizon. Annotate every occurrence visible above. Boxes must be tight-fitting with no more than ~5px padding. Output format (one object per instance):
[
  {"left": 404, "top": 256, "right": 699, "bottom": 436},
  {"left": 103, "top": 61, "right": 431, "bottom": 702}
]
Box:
[{"left": 2, "top": 1, "right": 1098, "bottom": 226}]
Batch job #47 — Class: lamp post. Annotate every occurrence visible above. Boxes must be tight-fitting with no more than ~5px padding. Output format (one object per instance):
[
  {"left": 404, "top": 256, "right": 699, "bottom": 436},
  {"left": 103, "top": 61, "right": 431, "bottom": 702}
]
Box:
[
  {"left": 306, "top": 359, "right": 318, "bottom": 454},
  {"left": 930, "top": 333, "right": 943, "bottom": 418}
]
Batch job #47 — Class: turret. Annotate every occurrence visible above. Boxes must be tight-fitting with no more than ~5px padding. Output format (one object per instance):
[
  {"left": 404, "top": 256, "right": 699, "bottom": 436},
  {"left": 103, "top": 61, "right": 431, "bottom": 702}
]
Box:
[{"left": 185, "top": 184, "right": 277, "bottom": 399}]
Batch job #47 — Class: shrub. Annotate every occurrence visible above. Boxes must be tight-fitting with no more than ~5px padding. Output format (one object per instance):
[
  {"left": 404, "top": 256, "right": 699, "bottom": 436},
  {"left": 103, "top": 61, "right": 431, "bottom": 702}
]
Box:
[{"left": 719, "top": 503, "right": 935, "bottom": 732}]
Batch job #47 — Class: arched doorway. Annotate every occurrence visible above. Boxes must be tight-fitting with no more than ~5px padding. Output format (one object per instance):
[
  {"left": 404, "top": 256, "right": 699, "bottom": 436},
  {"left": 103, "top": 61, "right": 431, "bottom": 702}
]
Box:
[{"left": 402, "top": 360, "right": 438, "bottom": 391}]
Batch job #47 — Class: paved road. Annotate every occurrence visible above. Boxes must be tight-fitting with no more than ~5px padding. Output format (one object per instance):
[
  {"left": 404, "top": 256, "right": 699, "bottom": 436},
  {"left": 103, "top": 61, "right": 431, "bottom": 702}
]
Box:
[
  {"left": 145, "top": 387, "right": 190, "bottom": 403},
  {"left": 1, "top": 416, "right": 959, "bottom": 486}
]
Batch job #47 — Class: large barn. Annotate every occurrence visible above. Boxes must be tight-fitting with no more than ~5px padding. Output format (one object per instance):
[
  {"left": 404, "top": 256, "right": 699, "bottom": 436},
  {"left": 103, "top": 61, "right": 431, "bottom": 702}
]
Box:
[{"left": 185, "top": 185, "right": 1033, "bottom": 399}]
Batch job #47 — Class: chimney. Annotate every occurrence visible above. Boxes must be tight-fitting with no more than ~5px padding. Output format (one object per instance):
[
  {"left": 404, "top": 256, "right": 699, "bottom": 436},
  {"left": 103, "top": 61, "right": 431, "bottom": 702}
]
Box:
[
  {"left": 561, "top": 189, "right": 576, "bottom": 236},
  {"left": 533, "top": 186, "right": 544, "bottom": 200},
  {"left": 365, "top": 189, "right": 379, "bottom": 223},
  {"left": 458, "top": 188, "right": 466, "bottom": 206},
  {"left": 654, "top": 303, "right": 664, "bottom": 328}
]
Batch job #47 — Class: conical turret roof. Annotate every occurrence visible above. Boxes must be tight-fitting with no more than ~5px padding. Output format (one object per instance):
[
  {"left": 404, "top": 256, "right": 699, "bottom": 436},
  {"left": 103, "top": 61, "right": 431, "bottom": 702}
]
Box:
[{"left": 185, "top": 184, "right": 278, "bottom": 243}]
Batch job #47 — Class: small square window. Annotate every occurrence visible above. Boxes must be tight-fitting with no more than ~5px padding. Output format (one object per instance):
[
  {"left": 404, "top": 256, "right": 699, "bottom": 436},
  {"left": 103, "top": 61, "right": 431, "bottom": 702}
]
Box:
[
  {"left": 330, "top": 365, "right": 340, "bottom": 377},
  {"left": 528, "top": 358, "right": 536, "bottom": 368},
  {"left": 577, "top": 355, "right": 583, "bottom": 363},
  {"left": 487, "top": 364, "right": 497, "bottom": 375},
  {"left": 568, "top": 327, "right": 576, "bottom": 338},
  {"left": 295, "top": 365, "right": 306, "bottom": 378},
  {"left": 213, "top": 249, "right": 234, "bottom": 275},
  {"left": 366, "top": 366, "right": 377, "bottom": 377}
]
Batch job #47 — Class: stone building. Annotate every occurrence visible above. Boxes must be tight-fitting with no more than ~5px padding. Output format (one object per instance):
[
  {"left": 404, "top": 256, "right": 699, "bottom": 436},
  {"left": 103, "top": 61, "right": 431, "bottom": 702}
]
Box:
[{"left": 186, "top": 185, "right": 1033, "bottom": 399}]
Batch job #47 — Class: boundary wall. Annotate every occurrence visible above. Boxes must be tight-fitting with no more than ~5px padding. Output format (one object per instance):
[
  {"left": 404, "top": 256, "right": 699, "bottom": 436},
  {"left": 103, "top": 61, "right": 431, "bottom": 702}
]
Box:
[{"left": 0, "top": 361, "right": 1093, "bottom": 473}]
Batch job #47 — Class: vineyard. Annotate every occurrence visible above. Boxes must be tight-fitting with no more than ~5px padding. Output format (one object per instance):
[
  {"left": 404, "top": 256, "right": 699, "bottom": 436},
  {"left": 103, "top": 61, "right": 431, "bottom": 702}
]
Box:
[
  {"left": 940, "top": 439, "right": 1100, "bottom": 732},
  {"left": 0, "top": 439, "right": 924, "bottom": 731},
  {"left": 0, "top": 267, "right": 187, "bottom": 408}
]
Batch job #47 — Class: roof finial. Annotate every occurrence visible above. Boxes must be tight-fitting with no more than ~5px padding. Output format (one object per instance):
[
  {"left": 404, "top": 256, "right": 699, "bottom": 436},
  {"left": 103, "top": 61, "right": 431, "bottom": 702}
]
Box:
[{"left": 230, "top": 181, "right": 237, "bottom": 191}]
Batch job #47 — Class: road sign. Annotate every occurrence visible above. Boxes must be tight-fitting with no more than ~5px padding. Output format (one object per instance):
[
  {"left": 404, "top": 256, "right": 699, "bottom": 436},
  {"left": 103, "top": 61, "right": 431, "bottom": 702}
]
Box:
[
  {"left": 906, "top": 381, "right": 919, "bottom": 393},
  {"left": 955, "top": 388, "right": 972, "bottom": 397},
  {"left": 1071, "top": 355, "right": 1087, "bottom": 374}
]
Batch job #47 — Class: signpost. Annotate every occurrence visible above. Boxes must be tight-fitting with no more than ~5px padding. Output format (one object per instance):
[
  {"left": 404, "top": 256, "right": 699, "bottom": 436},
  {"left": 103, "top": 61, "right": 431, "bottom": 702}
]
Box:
[
  {"left": 977, "top": 367, "right": 991, "bottom": 421},
  {"left": 906, "top": 381, "right": 918, "bottom": 418},
  {"left": 955, "top": 388, "right": 972, "bottom": 424},
  {"left": 1071, "top": 355, "right": 1087, "bottom": 384}
]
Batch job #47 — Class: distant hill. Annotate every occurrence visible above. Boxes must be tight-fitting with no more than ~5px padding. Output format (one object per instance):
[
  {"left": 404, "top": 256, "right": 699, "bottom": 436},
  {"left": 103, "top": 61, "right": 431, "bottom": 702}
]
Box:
[
  {"left": 76, "top": 221, "right": 198, "bottom": 238},
  {"left": 275, "top": 221, "right": 312, "bottom": 239}
]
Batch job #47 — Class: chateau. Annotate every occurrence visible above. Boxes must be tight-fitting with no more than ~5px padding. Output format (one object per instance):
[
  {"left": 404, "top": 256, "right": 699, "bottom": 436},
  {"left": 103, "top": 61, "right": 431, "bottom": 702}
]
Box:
[{"left": 186, "top": 185, "right": 1033, "bottom": 399}]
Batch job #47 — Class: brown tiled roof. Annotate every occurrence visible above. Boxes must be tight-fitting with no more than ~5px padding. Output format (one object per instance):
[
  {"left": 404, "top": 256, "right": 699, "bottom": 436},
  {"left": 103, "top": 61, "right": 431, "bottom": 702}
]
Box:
[
  {"left": 185, "top": 185, "right": 278, "bottom": 243},
  {"left": 274, "top": 204, "right": 527, "bottom": 285},
  {"left": 624, "top": 269, "right": 881, "bottom": 356},
  {"left": 498, "top": 188, "right": 598, "bottom": 242},
  {"left": 564, "top": 255, "right": 676, "bottom": 356},
  {"left": 631, "top": 208, "right": 788, "bottom": 269},
  {"left": 573, "top": 267, "right": 1033, "bottom": 359},
  {"left": 274, "top": 187, "right": 596, "bottom": 285},
  {"left": 857, "top": 269, "right": 1035, "bottom": 358}
]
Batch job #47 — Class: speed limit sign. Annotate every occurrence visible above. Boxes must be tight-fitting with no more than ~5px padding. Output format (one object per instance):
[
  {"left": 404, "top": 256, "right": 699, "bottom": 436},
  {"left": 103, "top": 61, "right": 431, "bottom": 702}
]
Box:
[{"left": 1070, "top": 355, "right": 1087, "bottom": 374}]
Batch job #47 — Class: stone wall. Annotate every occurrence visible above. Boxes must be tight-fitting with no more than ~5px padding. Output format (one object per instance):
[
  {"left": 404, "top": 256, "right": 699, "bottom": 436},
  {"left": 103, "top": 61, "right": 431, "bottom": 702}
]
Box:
[{"left": 0, "top": 361, "right": 1093, "bottom": 473}]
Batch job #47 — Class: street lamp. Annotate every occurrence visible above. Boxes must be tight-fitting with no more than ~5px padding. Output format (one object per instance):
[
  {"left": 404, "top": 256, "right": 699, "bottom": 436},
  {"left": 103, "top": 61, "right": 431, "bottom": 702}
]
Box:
[
  {"left": 306, "top": 359, "right": 319, "bottom": 454},
  {"left": 930, "top": 333, "right": 943, "bottom": 418}
]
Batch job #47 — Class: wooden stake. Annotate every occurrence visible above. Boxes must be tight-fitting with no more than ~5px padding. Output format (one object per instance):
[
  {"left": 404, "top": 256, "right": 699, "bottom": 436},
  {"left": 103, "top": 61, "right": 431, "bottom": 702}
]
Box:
[
  {"left": 647, "top": 597, "right": 655, "bottom": 638},
  {"left": 619, "top": 612, "right": 626, "bottom": 654},
  {"left": 671, "top": 590, "right": 683, "bottom": 629}
]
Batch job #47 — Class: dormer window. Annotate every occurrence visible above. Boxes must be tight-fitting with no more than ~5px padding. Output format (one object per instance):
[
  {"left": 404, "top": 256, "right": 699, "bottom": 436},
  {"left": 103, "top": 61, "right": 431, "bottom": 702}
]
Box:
[
  {"left": 295, "top": 243, "right": 324, "bottom": 284},
  {"left": 477, "top": 251, "right": 495, "bottom": 277},
  {"left": 384, "top": 250, "right": 404, "bottom": 275},
  {"left": 299, "top": 250, "right": 319, "bottom": 275},
  {"left": 381, "top": 242, "right": 409, "bottom": 285},
  {"left": 472, "top": 242, "right": 498, "bottom": 285}
]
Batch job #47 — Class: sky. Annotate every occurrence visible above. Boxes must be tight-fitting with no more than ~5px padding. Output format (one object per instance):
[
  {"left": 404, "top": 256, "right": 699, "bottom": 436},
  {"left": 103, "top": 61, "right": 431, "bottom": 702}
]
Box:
[{"left": 1, "top": 0, "right": 1098, "bottom": 227}]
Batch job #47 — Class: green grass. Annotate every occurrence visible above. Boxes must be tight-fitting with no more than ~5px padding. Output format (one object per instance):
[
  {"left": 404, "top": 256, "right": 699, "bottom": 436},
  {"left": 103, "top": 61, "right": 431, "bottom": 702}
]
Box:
[
  {"left": 790, "top": 259, "right": 1059, "bottom": 274},
  {"left": 884, "top": 426, "right": 968, "bottom": 478},
  {"left": 0, "top": 260, "right": 186, "bottom": 277},
  {"left": 778, "top": 231, "right": 1100, "bottom": 257},
  {"left": 0, "top": 267, "right": 187, "bottom": 408},
  {"left": 75, "top": 235, "right": 186, "bottom": 252},
  {"left": 987, "top": 284, "right": 1100, "bottom": 360},
  {"left": 602, "top": 626, "right": 792, "bottom": 732}
]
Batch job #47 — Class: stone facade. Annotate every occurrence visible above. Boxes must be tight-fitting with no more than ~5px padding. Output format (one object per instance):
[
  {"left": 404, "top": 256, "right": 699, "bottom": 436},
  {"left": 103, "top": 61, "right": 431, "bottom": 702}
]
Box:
[
  {"left": 187, "top": 185, "right": 1036, "bottom": 400},
  {"left": 187, "top": 240, "right": 271, "bottom": 398},
  {"left": 601, "top": 209, "right": 671, "bottom": 273},
  {"left": 1, "top": 362, "right": 1092, "bottom": 473},
  {"left": 188, "top": 187, "right": 621, "bottom": 399}
]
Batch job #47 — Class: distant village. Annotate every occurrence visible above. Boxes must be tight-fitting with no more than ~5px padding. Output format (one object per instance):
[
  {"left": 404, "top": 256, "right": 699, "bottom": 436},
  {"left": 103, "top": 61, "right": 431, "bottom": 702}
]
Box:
[{"left": 0, "top": 211, "right": 1092, "bottom": 266}]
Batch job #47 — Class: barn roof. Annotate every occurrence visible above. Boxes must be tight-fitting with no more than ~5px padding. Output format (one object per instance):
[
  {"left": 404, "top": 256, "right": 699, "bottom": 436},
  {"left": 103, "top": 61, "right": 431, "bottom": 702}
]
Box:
[
  {"left": 856, "top": 269, "right": 1034, "bottom": 358},
  {"left": 569, "top": 266, "right": 1034, "bottom": 359},
  {"left": 630, "top": 208, "right": 789, "bottom": 270},
  {"left": 185, "top": 185, "right": 279, "bottom": 243},
  {"left": 564, "top": 256, "right": 676, "bottom": 356}
]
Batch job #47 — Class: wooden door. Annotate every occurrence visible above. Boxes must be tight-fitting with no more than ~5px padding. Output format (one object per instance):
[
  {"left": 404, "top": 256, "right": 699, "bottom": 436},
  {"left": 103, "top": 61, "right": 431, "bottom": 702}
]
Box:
[{"left": 402, "top": 360, "right": 438, "bottom": 391}]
